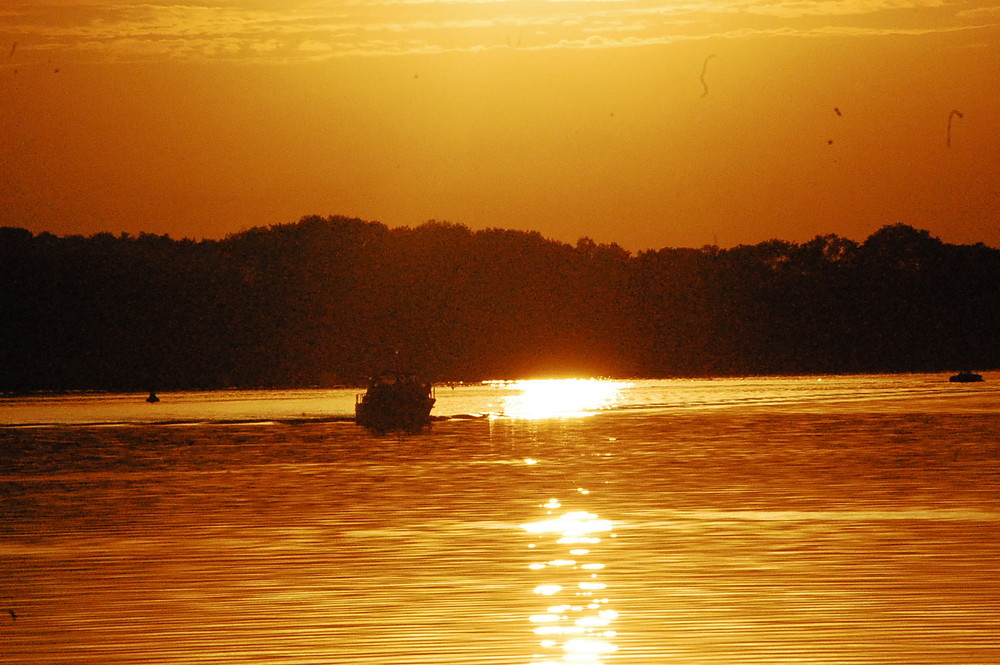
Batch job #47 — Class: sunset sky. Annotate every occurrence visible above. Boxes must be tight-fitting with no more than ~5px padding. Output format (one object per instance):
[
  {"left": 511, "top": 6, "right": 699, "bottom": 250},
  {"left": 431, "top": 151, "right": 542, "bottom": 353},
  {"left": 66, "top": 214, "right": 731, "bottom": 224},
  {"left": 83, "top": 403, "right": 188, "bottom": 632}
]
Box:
[{"left": 2, "top": 0, "right": 998, "bottom": 251}]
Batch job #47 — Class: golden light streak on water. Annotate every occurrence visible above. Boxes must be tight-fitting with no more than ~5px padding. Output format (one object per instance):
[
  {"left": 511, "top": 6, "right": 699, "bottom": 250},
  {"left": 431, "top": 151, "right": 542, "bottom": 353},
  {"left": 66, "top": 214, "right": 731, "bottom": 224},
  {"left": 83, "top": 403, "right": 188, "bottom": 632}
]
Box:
[
  {"left": 522, "top": 512, "right": 613, "bottom": 538},
  {"left": 523, "top": 501, "right": 619, "bottom": 665}
]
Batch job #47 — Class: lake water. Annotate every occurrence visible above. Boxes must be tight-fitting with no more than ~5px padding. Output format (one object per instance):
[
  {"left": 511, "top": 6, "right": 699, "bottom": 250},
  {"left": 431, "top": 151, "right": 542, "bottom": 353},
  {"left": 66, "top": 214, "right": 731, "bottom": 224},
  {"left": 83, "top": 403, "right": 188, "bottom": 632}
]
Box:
[{"left": 2, "top": 374, "right": 998, "bottom": 664}]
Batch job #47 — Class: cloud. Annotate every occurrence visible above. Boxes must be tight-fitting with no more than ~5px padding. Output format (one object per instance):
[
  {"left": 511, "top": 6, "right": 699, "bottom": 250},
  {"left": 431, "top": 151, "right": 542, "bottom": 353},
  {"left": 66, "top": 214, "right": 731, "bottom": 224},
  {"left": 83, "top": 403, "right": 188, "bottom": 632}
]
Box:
[
  {"left": 297, "top": 39, "right": 332, "bottom": 52},
  {"left": 2, "top": 0, "right": 996, "bottom": 63},
  {"left": 741, "top": 0, "right": 947, "bottom": 19},
  {"left": 250, "top": 38, "right": 281, "bottom": 53}
]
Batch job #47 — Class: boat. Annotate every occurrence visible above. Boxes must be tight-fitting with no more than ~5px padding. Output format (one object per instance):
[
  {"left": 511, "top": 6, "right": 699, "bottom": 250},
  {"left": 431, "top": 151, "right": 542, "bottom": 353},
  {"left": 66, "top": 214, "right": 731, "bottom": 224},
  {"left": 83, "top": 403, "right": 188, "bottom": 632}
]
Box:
[
  {"left": 355, "top": 372, "right": 436, "bottom": 432},
  {"left": 949, "top": 371, "right": 984, "bottom": 383}
]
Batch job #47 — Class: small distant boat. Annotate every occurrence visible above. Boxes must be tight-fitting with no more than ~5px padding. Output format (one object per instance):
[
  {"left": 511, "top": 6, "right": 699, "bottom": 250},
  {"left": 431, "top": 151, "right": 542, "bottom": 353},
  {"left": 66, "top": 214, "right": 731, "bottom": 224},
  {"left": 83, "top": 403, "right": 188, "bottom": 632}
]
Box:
[
  {"left": 355, "top": 372, "right": 435, "bottom": 432},
  {"left": 949, "top": 371, "right": 984, "bottom": 383}
]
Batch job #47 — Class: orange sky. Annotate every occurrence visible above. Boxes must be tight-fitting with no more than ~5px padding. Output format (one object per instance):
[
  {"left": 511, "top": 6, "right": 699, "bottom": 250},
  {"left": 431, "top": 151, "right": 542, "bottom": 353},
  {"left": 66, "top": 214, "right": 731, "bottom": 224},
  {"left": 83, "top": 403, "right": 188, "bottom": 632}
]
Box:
[{"left": 2, "top": 0, "right": 998, "bottom": 251}]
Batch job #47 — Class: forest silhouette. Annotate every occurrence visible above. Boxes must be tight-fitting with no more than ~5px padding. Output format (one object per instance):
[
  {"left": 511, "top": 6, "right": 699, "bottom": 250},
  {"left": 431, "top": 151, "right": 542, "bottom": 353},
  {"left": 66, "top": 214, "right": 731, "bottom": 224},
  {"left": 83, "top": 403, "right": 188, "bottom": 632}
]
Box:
[{"left": 2, "top": 217, "right": 997, "bottom": 392}]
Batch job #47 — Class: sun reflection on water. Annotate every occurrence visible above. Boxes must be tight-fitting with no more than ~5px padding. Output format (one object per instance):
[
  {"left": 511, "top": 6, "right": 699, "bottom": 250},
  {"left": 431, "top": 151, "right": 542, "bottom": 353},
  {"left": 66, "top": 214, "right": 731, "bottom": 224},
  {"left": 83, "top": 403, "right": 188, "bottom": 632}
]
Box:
[
  {"left": 490, "top": 379, "right": 630, "bottom": 419},
  {"left": 522, "top": 501, "right": 619, "bottom": 665}
]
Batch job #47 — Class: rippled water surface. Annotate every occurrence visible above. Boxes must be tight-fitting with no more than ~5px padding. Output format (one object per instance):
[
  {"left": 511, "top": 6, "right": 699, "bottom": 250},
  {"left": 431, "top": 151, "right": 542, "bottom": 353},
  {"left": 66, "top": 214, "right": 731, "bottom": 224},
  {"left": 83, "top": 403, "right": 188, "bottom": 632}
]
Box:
[{"left": 2, "top": 375, "right": 998, "bottom": 664}]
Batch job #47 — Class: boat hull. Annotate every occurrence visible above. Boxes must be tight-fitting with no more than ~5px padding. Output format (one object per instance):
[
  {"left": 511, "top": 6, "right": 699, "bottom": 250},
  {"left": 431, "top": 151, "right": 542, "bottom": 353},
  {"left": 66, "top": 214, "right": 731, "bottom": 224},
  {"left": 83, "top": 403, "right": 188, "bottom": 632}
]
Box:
[
  {"left": 355, "top": 372, "right": 436, "bottom": 433},
  {"left": 355, "top": 397, "right": 435, "bottom": 433},
  {"left": 949, "top": 372, "right": 984, "bottom": 383}
]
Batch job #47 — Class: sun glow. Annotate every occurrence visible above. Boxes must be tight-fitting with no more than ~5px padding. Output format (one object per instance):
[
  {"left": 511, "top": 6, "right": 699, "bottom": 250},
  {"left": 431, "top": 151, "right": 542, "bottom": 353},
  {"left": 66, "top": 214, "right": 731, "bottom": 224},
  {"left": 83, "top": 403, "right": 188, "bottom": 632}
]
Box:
[{"left": 491, "top": 379, "right": 629, "bottom": 419}]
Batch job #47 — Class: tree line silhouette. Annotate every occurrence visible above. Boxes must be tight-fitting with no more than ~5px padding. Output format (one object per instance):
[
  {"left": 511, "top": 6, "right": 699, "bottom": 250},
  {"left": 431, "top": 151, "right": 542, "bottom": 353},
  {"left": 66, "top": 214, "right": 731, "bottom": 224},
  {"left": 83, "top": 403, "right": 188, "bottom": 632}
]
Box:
[{"left": 2, "top": 217, "right": 997, "bottom": 392}]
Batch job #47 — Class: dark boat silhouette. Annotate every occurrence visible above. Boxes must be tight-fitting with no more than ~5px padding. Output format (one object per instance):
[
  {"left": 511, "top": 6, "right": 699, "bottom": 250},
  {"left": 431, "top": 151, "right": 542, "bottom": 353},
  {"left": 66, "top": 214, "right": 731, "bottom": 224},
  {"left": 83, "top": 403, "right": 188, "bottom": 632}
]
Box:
[
  {"left": 355, "top": 372, "right": 435, "bottom": 432},
  {"left": 949, "top": 371, "right": 984, "bottom": 383}
]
